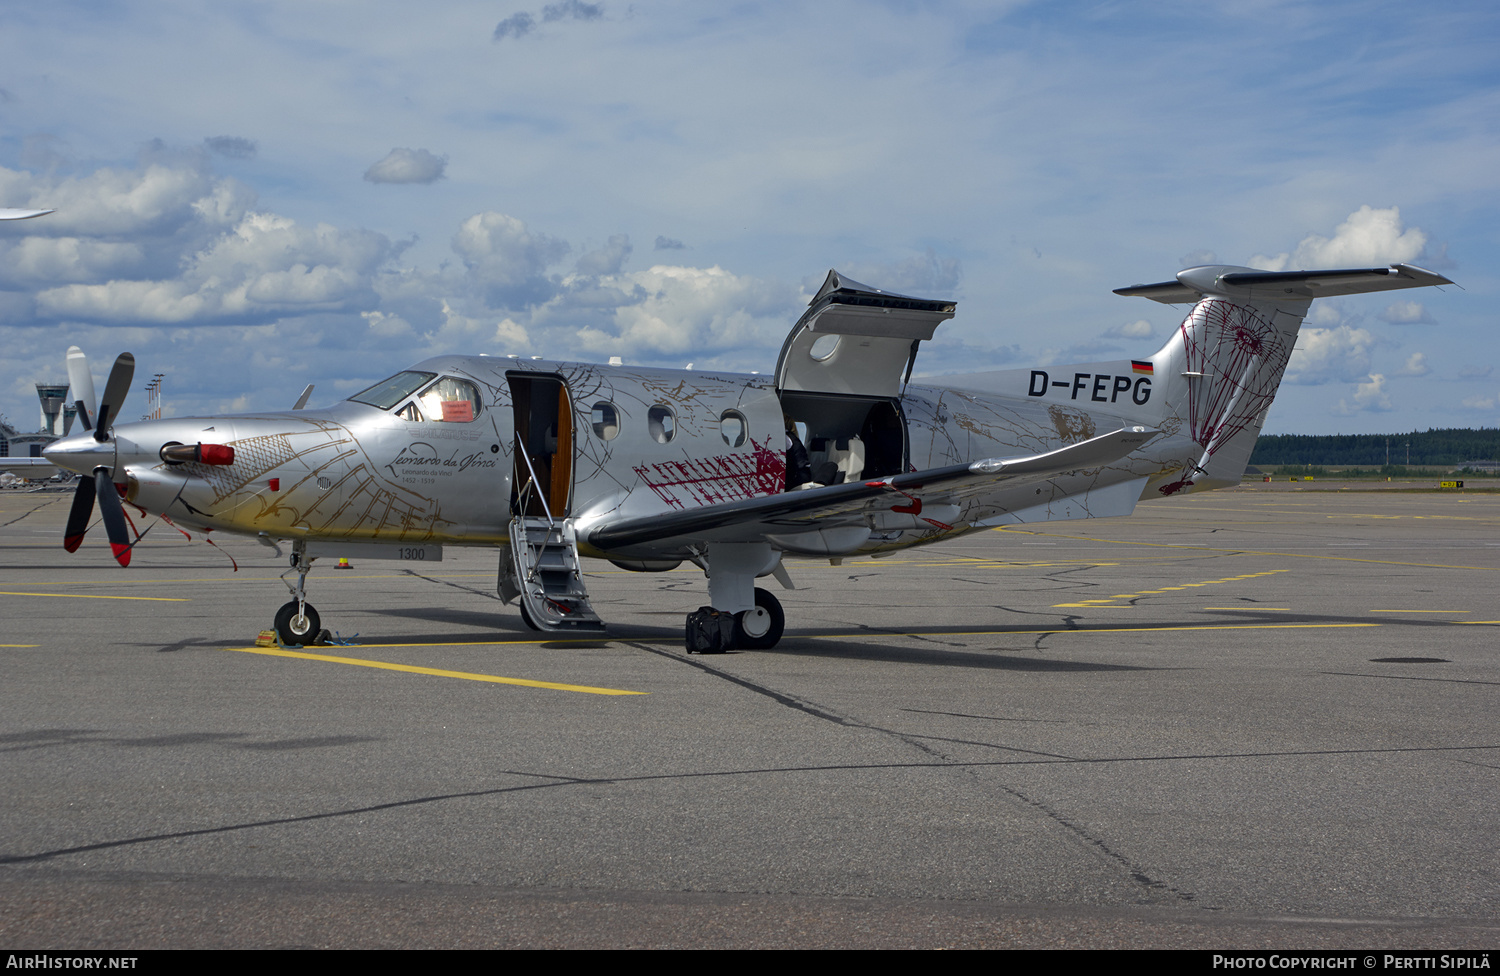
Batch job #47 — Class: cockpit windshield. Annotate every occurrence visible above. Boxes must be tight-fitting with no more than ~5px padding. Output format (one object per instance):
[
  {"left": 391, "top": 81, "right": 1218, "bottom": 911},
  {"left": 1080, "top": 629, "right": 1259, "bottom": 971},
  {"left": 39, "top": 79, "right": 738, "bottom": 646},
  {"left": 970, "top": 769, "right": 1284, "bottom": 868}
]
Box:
[
  {"left": 349, "top": 371, "right": 436, "bottom": 410},
  {"left": 412, "top": 376, "right": 483, "bottom": 423}
]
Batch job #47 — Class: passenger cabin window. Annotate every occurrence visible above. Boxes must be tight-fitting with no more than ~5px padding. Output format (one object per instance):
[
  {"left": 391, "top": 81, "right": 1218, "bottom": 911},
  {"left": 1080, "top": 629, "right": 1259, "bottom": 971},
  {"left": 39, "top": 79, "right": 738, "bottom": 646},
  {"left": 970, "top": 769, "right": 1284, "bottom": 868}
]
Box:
[
  {"left": 720, "top": 409, "right": 747, "bottom": 447},
  {"left": 591, "top": 402, "right": 620, "bottom": 441},
  {"left": 648, "top": 405, "right": 675, "bottom": 444}
]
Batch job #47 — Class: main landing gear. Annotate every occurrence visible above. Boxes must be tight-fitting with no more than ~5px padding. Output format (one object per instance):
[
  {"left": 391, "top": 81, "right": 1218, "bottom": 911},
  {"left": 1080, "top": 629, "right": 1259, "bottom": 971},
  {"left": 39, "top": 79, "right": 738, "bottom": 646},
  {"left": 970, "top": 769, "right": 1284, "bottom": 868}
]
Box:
[
  {"left": 274, "top": 544, "right": 328, "bottom": 645},
  {"left": 685, "top": 587, "right": 784, "bottom": 654}
]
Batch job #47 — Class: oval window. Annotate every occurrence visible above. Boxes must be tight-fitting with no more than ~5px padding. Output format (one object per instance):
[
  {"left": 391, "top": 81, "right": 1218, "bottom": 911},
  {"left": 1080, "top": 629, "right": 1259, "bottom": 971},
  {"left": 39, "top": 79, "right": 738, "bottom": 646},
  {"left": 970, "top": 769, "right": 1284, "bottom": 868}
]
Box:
[
  {"left": 809, "top": 334, "right": 839, "bottom": 361},
  {"left": 720, "top": 409, "right": 747, "bottom": 448},
  {"left": 648, "top": 404, "right": 676, "bottom": 444},
  {"left": 591, "top": 401, "right": 620, "bottom": 441}
]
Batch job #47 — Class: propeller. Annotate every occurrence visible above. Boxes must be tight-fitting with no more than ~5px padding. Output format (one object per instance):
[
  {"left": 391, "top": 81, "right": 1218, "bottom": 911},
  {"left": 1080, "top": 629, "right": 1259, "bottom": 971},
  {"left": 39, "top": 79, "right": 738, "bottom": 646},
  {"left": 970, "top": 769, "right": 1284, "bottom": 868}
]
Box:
[
  {"left": 66, "top": 345, "right": 97, "bottom": 431},
  {"left": 59, "top": 349, "right": 136, "bottom": 566}
]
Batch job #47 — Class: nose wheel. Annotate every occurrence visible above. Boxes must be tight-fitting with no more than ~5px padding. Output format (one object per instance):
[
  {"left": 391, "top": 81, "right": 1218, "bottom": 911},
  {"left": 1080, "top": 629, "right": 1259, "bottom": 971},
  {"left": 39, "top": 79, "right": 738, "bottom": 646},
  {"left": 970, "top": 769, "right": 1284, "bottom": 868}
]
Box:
[
  {"left": 275, "top": 544, "right": 327, "bottom": 645},
  {"left": 274, "top": 600, "right": 322, "bottom": 645}
]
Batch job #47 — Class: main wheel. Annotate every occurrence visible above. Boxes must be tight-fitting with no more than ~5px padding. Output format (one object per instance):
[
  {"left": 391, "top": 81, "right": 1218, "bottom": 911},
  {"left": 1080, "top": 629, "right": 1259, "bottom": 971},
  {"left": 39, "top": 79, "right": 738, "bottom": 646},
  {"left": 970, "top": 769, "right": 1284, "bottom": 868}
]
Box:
[
  {"left": 518, "top": 600, "right": 542, "bottom": 631},
  {"left": 733, "top": 588, "right": 785, "bottom": 649},
  {"left": 274, "top": 600, "right": 321, "bottom": 646}
]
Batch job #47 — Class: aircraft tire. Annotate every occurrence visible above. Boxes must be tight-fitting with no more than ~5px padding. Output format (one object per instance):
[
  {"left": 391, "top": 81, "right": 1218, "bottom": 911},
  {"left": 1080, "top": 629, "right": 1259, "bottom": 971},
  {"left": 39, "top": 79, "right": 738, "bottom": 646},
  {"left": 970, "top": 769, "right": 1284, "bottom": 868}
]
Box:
[
  {"left": 733, "top": 588, "right": 784, "bottom": 650},
  {"left": 274, "top": 600, "right": 321, "bottom": 646},
  {"left": 518, "top": 601, "right": 542, "bottom": 631}
]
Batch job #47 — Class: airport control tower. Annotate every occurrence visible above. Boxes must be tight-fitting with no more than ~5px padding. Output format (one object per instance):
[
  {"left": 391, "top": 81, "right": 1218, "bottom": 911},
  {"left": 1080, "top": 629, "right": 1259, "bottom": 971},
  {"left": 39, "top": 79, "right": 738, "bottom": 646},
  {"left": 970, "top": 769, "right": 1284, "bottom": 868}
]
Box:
[{"left": 36, "top": 383, "right": 76, "bottom": 436}]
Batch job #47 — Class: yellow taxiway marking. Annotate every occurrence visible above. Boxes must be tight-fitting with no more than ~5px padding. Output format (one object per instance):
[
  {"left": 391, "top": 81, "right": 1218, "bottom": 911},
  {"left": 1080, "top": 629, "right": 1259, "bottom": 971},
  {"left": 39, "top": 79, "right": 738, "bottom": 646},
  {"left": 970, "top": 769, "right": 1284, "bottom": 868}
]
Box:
[
  {"left": 1369, "top": 609, "right": 1469, "bottom": 613},
  {"left": 1204, "top": 607, "right": 1292, "bottom": 611},
  {"left": 809, "top": 622, "right": 1380, "bottom": 640},
  {"left": 230, "top": 645, "right": 646, "bottom": 696},
  {"left": 995, "top": 526, "right": 1500, "bottom": 572},
  {"left": 1053, "top": 570, "right": 1287, "bottom": 608},
  {"left": 0, "top": 590, "right": 189, "bottom": 602},
  {"left": 0, "top": 644, "right": 39, "bottom": 647}
]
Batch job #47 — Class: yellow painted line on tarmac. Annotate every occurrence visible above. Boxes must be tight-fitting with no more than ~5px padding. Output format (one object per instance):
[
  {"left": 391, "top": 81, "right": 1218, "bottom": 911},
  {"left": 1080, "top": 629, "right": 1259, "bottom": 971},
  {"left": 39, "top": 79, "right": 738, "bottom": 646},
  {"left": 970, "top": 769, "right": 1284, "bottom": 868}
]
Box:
[
  {"left": 1368, "top": 608, "right": 1471, "bottom": 613},
  {"left": 0, "top": 644, "right": 39, "bottom": 647},
  {"left": 0, "top": 590, "right": 188, "bottom": 602},
  {"left": 996, "top": 527, "right": 1500, "bottom": 572},
  {"left": 1054, "top": 569, "right": 1288, "bottom": 608},
  {"left": 1205, "top": 607, "right": 1292, "bottom": 611},
  {"left": 229, "top": 645, "right": 647, "bottom": 696},
  {"left": 807, "top": 622, "right": 1381, "bottom": 640}
]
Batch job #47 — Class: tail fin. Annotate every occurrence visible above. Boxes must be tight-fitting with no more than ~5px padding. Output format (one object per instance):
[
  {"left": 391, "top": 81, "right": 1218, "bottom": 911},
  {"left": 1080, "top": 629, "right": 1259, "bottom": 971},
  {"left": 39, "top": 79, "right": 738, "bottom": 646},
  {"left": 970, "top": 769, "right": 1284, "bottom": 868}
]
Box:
[{"left": 1117, "top": 264, "right": 1453, "bottom": 495}]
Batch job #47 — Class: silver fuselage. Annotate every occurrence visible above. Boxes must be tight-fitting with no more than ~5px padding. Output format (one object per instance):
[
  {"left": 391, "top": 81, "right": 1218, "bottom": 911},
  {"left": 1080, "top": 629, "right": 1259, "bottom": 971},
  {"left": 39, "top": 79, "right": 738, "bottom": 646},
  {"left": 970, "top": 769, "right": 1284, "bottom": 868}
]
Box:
[{"left": 44, "top": 353, "right": 1209, "bottom": 562}]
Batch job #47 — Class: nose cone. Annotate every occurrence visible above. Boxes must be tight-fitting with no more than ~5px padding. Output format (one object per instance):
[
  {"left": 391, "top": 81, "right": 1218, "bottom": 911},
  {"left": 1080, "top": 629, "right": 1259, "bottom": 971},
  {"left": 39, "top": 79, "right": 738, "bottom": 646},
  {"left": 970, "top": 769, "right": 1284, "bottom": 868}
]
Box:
[{"left": 43, "top": 432, "right": 114, "bottom": 476}]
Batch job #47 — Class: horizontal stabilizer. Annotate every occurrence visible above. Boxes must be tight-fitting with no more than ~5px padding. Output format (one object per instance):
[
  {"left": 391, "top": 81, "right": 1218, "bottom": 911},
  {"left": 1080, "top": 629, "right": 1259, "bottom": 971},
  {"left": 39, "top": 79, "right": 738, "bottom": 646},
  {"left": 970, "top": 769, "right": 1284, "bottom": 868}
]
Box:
[{"left": 1116, "top": 264, "right": 1454, "bottom": 305}]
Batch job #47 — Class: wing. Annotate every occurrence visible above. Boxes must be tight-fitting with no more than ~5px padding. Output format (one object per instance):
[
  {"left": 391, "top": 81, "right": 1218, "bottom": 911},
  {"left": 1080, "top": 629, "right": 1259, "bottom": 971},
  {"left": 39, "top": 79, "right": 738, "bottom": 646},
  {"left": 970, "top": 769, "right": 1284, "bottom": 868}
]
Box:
[
  {"left": 0, "top": 457, "right": 61, "bottom": 479},
  {"left": 586, "top": 426, "right": 1158, "bottom": 557}
]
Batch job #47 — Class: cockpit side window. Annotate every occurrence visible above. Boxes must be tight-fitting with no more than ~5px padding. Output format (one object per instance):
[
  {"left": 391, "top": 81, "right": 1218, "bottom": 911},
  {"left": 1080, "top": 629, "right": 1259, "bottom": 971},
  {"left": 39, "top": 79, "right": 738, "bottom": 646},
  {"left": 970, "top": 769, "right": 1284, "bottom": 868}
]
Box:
[
  {"left": 415, "top": 376, "right": 483, "bottom": 423},
  {"left": 350, "top": 371, "right": 437, "bottom": 409}
]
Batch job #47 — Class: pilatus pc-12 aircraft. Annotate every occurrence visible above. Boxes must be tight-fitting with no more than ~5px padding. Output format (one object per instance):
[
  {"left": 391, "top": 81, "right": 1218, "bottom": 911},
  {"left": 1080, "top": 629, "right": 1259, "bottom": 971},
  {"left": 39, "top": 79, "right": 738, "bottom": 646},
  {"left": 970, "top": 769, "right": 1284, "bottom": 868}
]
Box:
[{"left": 45, "top": 261, "right": 1452, "bottom": 652}]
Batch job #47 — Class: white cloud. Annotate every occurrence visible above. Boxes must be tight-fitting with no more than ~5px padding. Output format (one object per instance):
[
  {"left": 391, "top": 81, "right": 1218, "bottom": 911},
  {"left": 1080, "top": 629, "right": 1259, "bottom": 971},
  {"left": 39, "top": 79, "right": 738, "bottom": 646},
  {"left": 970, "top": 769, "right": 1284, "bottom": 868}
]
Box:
[
  {"left": 451, "top": 212, "right": 569, "bottom": 288},
  {"left": 34, "top": 210, "right": 392, "bottom": 323},
  {"left": 569, "top": 264, "right": 799, "bottom": 359},
  {"left": 1249, "top": 206, "right": 1427, "bottom": 272},
  {"left": 1284, "top": 325, "right": 1376, "bottom": 385},
  {"left": 1459, "top": 365, "right": 1493, "bottom": 380},
  {"left": 1179, "top": 250, "right": 1217, "bottom": 268},
  {"left": 1336, "top": 373, "right": 1392, "bottom": 413},
  {"left": 1378, "top": 300, "right": 1434, "bottom": 324},
  {"left": 1395, "top": 353, "right": 1430, "bottom": 377},
  {"left": 0, "top": 161, "right": 248, "bottom": 240},
  {"left": 576, "top": 233, "right": 632, "bottom": 275},
  {"left": 1461, "top": 392, "right": 1498, "bottom": 411},
  {"left": 363, "top": 148, "right": 448, "bottom": 185},
  {"left": 1104, "top": 319, "right": 1153, "bottom": 339}
]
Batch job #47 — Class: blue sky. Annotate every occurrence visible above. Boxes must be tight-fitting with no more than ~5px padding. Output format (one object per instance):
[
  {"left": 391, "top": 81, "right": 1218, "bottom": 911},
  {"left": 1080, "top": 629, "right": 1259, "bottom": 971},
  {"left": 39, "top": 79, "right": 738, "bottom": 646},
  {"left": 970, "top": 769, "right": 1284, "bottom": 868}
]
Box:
[{"left": 1, "top": 0, "right": 1495, "bottom": 434}]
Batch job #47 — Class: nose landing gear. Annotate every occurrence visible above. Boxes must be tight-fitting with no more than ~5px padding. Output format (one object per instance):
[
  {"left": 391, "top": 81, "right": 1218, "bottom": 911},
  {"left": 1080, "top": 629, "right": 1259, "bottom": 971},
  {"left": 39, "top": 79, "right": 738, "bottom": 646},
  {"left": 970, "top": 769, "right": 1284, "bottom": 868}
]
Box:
[{"left": 274, "top": 544, "right": 328, "bottom": 645}]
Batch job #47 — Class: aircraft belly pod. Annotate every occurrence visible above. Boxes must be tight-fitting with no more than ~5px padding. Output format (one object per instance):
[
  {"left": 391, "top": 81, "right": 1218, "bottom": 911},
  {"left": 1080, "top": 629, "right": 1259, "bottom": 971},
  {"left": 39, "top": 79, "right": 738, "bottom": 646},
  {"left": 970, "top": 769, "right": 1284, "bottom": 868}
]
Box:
[{"left": 45, "top": 261, "right": 1453, "bottom": 652}]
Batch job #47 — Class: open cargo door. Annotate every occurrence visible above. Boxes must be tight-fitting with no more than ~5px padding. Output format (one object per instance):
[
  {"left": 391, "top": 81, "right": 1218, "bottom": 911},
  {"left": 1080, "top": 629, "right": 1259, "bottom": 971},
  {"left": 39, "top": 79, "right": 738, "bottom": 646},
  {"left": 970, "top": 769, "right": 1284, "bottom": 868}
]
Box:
[
  {"left": 775, "top": 272, "right": 956, "bottom": 488},
  {"left": 775, "top": 270, "right": 956, "bottom": 398}
]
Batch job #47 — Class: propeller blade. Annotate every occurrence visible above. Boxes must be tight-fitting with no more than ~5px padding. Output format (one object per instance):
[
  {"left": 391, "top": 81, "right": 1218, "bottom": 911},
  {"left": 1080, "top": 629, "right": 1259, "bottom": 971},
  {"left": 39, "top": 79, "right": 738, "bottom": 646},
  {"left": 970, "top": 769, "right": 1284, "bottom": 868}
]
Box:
[
  {"left": 94, "top": 352, "right": 135, "bottom": 443},
  {"left": 94, "top": 469, "right": 132, "bottom": 567},
  {"left": 63, "top": 476, "right": 97, "bottom": 553},
  {"left": 66, "top": 346, "right": 98, "bottom": 428}
]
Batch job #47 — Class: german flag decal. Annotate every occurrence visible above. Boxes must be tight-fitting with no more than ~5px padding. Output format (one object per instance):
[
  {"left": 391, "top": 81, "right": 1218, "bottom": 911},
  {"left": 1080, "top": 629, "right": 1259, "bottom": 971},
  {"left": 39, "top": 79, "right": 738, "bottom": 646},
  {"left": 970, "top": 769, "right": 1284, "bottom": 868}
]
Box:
[{"left": 1131, "top": 360, "right": 1154, "bottom": 375}]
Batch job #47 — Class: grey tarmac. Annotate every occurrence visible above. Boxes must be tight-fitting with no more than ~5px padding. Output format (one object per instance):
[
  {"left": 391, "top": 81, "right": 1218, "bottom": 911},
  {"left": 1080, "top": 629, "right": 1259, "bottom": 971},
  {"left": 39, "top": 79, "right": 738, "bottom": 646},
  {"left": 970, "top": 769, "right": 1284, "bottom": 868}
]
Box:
[{"left": 1, "top": 484, "right": 1496, "bottom": 949}]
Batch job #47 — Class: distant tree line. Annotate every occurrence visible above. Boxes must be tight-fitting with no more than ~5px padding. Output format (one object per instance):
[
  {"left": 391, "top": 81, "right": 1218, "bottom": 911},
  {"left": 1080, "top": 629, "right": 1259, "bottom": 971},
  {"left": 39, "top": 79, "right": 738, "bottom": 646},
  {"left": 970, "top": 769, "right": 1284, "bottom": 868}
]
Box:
[{"left": 1250, "top": 429, "right": 1500, "bottom": 467}]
